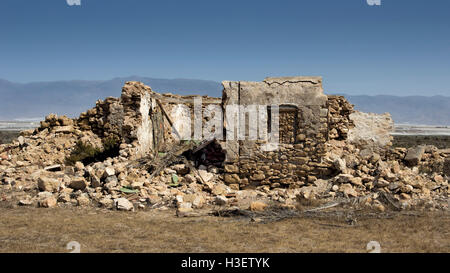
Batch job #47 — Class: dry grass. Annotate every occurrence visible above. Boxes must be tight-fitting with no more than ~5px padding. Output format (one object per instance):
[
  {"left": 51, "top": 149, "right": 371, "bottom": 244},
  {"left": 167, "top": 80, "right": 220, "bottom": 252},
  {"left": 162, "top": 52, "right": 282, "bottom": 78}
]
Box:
[{"left": 0, "top": 207, "right": 448, "bottom": 253}]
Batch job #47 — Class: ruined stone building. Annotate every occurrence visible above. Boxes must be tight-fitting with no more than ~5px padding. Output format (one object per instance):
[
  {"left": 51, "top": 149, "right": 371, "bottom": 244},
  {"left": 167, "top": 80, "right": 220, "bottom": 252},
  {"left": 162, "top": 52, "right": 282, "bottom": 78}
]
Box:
[
  {"left": 3, "top": 76, "right": 447, "bottom": 211},
  {"left": 74, "top": 76, "right": 393, "bottom": 190}
]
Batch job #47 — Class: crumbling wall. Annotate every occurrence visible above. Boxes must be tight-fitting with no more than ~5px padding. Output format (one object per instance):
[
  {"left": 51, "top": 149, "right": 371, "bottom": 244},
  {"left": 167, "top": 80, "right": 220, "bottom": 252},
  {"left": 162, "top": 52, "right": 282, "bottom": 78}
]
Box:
[
  {"left": 223, "top": 77, "right": 329, "bottom": 189},
  {"left": 76, "top": 97, "right": 123, "bottom": 139},
  {"left": 78, "top": 81, "right": 222, "bottom": 159},
  {"left": 120, "top": 82, "right": 162, "bottom": 158},
  {"left": 347, "top": 111, "right": 394, "bottom": 151},
  {"left": 3, "top": 77, "right": 448, "bottom": 213},
  {"left": 71, "top": 79, "right": 390, "bottom": 190},
  {"left": 327, "top": 95, "right": 355, "bottom": 140}
]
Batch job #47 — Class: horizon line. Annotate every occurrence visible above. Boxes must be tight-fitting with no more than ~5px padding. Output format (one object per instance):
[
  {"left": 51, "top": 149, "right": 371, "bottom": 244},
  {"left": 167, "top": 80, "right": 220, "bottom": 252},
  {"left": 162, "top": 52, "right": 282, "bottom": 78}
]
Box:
[{"left": 1, "top": 76, "right": 449, "bottom": 98}]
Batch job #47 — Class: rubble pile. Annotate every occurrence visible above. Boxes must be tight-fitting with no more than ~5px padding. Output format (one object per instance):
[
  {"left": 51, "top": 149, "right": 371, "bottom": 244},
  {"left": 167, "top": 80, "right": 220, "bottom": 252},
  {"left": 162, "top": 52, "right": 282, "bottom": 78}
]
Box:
[
  {"left": 0, "top": 80, "right": 448, "bottom": 214},
  {"left": 320, "top": 141, "right": 449, "bottom": 211}
]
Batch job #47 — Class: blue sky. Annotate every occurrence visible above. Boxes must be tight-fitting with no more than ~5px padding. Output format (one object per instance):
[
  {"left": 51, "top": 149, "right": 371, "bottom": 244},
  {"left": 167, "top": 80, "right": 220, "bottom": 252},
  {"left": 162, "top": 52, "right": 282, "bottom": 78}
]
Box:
[{"left": 0, "top": 0, "right": 449, "bottom": 96}]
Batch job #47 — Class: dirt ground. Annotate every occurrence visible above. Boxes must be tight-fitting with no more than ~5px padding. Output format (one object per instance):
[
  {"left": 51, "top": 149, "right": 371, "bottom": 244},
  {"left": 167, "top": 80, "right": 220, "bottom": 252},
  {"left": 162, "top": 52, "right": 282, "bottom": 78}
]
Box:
[{"left": 0, "top": 206, "right": 448, "bottom": 253}]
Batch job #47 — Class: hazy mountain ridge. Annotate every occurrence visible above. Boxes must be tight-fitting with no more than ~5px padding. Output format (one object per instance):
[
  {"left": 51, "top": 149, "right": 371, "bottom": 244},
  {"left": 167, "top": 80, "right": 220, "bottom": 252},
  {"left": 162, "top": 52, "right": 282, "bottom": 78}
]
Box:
[
  {"left": 0, "top": 77, "right": 449, "bottom": 125},
  {"left": 0, "top": 77, "right": 222, "bottom": 120}
]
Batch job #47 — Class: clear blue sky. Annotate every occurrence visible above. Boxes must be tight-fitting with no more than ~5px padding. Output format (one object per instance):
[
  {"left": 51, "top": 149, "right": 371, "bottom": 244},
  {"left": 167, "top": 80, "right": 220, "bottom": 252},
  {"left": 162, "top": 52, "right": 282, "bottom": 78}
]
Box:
[{"left": 0, "top": 0, "right": 449, "bottom": 96}]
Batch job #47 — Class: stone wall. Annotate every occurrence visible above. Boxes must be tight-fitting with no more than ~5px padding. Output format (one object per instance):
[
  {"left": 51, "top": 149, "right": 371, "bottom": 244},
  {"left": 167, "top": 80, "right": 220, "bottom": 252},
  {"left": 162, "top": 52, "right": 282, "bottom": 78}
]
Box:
[
  {"left": 327, "top": 95, "right": 355, "bottom": 140},
  {"left": 222, "top": 77, "right": 330, "bottom": 189},
  {"left": 69, "top": 78, "right": 365, "bottom": 190},
  {"left": 76, "top": 97, "right": 123, "bottom": 139},
  {"left": 75, "top": 81, "right": 222, "bottom": 159}
]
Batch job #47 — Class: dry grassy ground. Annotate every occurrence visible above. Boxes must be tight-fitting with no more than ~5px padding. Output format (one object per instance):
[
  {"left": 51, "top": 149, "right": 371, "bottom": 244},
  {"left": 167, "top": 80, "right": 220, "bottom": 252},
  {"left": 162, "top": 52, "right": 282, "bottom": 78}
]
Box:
[
  {"left": 1, "top": 131, "right": 449, "bottom": 253},
  {"left": 0, "top": 207, "right": 448, "bottom": 253},
  {"left": 392, "top": 135, "right": 450, "bottom": 149},
  {"left": 0, "top": 131, "right": 20, "bottom": 145}
]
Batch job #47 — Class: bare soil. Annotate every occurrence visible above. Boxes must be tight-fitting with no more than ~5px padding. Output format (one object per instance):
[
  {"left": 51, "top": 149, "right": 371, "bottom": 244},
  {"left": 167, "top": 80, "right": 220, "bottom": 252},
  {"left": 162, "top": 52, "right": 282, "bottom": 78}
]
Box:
[{"left": 0, "top": 206, "right": 448, "bottom": 253}]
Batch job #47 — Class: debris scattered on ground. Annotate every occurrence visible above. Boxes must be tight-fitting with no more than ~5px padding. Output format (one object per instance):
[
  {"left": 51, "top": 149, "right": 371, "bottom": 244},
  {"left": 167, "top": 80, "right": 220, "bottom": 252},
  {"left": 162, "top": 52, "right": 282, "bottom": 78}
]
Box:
[{"left": 0, "top": 80, "right": 448, "bottom": 216}]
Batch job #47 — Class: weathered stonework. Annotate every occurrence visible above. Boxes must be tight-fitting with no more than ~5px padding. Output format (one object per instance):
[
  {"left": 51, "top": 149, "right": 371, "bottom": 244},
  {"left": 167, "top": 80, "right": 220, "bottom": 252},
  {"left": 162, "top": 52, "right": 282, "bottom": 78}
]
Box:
[
  {"left": 1, "top": 76, "right": 447, "bottom": 212},
  {"left": 75, "top": 81, "right": 222, "bottom": 159},
  {"left": 70, "top": 77, "right": 392, "bottom": 190},
  {"left": 222, "top": 77, "right": 330, "bottom": 189},
  {"left": 327, "top": 95, "right": 355, "bottom": 140}
]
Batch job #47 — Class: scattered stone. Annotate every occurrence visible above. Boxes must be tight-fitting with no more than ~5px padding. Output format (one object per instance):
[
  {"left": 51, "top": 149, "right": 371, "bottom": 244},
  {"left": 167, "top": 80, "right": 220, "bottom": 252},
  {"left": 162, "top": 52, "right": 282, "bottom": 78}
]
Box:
[
  {"left": 53, "top": 125, "right": 74, "bottom": 134},
  {"left": 250, "top": 201, "right": 268, "bottom": 212},
  {"left": 103, "top": 167, "right": 116, "bottom": 178},
  {"left": 178, "top": 202, "right": 192, "bottom": 209},
  {"left": 0, "top": 78, "right": 447, "bottom": 215},
  {"left": 19, "top": 199, "right": 33, "bottom": 206},
  {"left": 37, "top": 177, "right": 61, "bottom": 193},
  {"left": 404, "top": 146, "right": 426, "bottom": 166},
  {"left": 375, "top": 179, "right": 389, "bottom": 188},
  {"left": 69, "top": 177, "right": 87, "bottom": 190},
  {"left": 145, "top": 195, "right": 160, "bottom": 205},
  {"left": 99, "top": 197, "right": 114, "bottom": 208},
  {"left": 212, "top": 184, "right": 228, "bottom": 196},
  {"left": 18, "top": 136, "right": 25, "bottom": 146},
  {"left": 339, "top": 184, "right": 358, "bottom": 197},
  {"left": 44, "top": 164, "right": 62, "bottom": 172},
  {"left": 374, "top": 203, "right": 385, "bottom": 212},
  {"left": 224, "top": 174, "right": 240, "bottom": 184},
  {"left": 334, "top": 158, "right": 347, "bottom": 173},
  {"left": 215, "top": 195, "right": 228, "bottom": 206},
  {"left": 39, "top": 196, "right": 57, "bottom": 208},
  {"left": 114, "top": 198, "right": 134, "bottom": 211},
  {"left": 77, "top": 195, "right": 90, "bottom": 206},
  {"left": 176, "top": 207, "right": 194, "bottom": 217},
  {"left": 184, "top": 174, "right": 196, "bottom": 184},
  {"left": 38, "top": 191, "right": 53, "bottom": 199},
  {"left": 74, "top": 161, "right": 85, "bottom": 172},
  {"left": 57, "top": 193, "right": 71, "bottom": 203},
  {"left": 198, "top": 170, "right": 214, "bottom": 183}
]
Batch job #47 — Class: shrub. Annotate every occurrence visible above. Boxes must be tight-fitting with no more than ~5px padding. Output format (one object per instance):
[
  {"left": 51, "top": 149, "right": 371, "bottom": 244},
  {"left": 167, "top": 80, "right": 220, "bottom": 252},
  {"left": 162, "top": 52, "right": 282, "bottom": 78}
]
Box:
[{"left": 65, "top": 136, "right": 120, "bottom": 166}]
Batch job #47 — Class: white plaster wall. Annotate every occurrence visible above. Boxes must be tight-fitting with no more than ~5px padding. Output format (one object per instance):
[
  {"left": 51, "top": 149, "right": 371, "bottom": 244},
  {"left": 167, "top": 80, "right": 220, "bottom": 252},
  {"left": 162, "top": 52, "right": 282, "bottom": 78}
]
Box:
[
  {"left": 136, "top": 93, "right": 154, "bottom": 156},
  {"left": 348, "top": 111, "right": 394, "bottom": 149}
]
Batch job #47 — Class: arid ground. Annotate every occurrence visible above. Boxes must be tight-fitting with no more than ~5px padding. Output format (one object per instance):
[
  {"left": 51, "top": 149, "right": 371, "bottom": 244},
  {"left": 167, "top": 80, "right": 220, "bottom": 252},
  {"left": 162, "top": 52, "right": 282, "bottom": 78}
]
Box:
[
  {"left": 0, "top": 131, "right": 20, "bottom": 145},
  {"left": 0, "top": 206, "right": 448, "bottom": 253},
  {"left": 392, "top": 135, "right": 450, "bottom": 149},
  {"left": 1, "top": 131, "right": 449, "bottom": 253}
]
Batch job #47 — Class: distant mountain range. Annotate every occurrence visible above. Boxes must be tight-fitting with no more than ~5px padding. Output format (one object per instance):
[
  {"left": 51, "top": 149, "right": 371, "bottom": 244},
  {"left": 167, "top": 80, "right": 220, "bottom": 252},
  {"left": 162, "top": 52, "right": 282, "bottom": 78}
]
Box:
[
  {"left": 0, "top": 76, "right": 222, "bottom": 120},
  {"left": 0, "top": 77, "right": 449, "bottom": 125}
]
